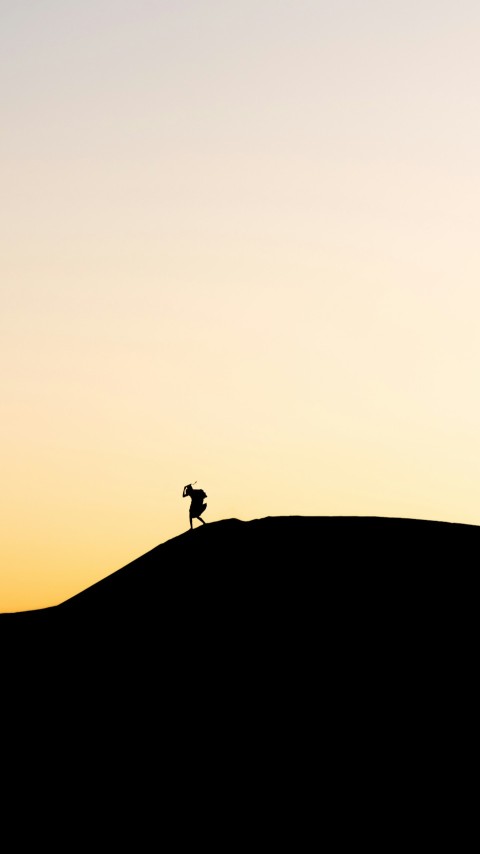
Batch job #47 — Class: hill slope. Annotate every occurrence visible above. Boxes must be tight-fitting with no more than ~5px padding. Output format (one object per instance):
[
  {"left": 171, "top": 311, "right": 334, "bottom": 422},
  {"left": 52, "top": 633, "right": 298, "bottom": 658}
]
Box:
[
  {"left": 2, "top": 515, "right": 477, "bottom": 636},
  {"left": 3, "top": 515, "right": 476, "bottom": 769}
]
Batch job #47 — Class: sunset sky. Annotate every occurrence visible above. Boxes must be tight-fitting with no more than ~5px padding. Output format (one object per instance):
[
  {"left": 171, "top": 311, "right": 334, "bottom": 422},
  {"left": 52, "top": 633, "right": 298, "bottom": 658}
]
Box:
[{"left": 2, "top": 1, "right": 480, "bottom": 612}]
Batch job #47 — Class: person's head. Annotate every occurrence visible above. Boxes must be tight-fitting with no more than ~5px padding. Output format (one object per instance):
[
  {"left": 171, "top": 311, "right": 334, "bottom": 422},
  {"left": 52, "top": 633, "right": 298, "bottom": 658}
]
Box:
[{"left": 184, "top": 483, "right": 193, "bottom": 496}]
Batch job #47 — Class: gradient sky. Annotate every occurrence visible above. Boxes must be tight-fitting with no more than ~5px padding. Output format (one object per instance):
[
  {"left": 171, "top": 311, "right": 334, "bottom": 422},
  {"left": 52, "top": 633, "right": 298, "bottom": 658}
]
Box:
[{"left": 2, "top": 1, "right": 480, "bottom": 611}]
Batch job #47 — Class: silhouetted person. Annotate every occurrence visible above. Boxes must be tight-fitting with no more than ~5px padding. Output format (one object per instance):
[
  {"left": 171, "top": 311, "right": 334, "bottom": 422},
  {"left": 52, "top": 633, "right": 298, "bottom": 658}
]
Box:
[{"left": 183, "top": 483, "right": 207, "bottom": 530}]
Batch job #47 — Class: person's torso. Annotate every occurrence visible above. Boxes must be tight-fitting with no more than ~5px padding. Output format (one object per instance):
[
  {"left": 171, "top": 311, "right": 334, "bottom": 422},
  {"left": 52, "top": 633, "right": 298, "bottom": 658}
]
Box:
[{"left": 190, "top": 489, "right": 206, "bottom": 508}]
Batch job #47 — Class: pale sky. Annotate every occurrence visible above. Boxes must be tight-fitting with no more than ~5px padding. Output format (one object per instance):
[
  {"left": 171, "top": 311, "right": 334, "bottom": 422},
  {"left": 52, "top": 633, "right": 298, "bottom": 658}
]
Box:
[{"left": 2, "top": 1, "right": 480, "bottom": 611}]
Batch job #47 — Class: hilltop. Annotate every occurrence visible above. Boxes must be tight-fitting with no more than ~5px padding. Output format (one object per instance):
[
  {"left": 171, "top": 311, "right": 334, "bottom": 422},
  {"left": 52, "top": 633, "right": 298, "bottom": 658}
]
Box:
[
  {"left": 2, "top": 515, "right": 477, "bottom": 638},
  {"left": 3, "top": 514, "right": 476, "bottom": 771}
]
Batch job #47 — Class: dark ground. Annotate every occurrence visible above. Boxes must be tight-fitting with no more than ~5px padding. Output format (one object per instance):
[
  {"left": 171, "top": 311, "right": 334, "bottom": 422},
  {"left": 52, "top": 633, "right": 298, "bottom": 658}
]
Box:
[
  {"left": 2, "top": 514, "right": 476, "bottom": 654},
  {"left": 2, "top": 515, "right": 475, "bottom": 831}
]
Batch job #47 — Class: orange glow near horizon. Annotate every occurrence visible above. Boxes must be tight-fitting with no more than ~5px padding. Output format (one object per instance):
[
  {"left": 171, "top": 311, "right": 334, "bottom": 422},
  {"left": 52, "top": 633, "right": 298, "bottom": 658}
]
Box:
[{"left": 2, "top": 2, "right": 480, "bottom": 611}]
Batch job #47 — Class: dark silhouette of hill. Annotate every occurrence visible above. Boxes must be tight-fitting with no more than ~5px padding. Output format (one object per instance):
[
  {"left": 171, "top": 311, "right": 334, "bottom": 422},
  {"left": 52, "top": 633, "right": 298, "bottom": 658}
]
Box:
[
  {"left": 3, "top": 515, "right": 476, "bottom": 824},
  {"left": 2, "top": 515, "right": 478, "bottom": 643}
]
